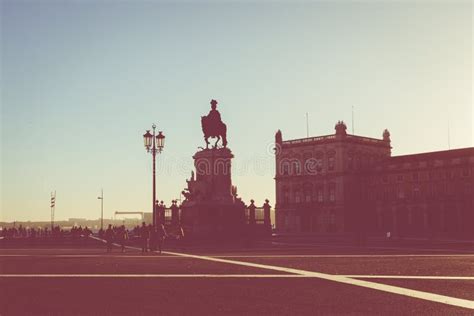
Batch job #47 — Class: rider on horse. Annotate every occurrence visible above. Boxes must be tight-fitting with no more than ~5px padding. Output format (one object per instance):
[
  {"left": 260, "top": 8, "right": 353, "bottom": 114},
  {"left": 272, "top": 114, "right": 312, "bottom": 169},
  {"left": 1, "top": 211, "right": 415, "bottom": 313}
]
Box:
[
  {"left": 201, "top": 99, "right": 227, "bottom": 148},
  {"left": 208, "top": 99, "right": 222, "bottom": 130}
]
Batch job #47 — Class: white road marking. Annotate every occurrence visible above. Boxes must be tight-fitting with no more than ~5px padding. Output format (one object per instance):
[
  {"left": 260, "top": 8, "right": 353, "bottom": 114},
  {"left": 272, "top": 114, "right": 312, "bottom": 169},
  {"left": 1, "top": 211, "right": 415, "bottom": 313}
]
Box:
[
  {"left": 5, "top": 237, "right": 473, "bottom": 309},
  {"left": 162, "top": 250, "right": 474, "bottom": 310},
  {"left": 211, "top": 254, "right": 474, "bottom": 258},
  {"left": 0, "top": 274, "right": 302, "bottom": 278},
  {"left": 0, "top": 249, "right": 101, "bottom": 252},
  {"left": 2, "top": 274, "right": 472, "bottom": 280},
  {"left": 0, "top": 254, "right": 179, "bottom": 258},
  {"left": 2, "top": 253, "right": 474, "bottom": 259},
  {"left": 272, "top": 242, "right": 474, "bottom": 254},
  {"left": 341, "top": 275, "right": 474, "bottom": 280}
]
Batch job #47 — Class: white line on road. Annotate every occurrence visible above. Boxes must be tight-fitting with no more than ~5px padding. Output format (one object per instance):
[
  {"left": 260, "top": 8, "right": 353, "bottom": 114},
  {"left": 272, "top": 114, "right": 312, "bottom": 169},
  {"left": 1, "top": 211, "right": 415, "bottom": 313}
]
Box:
[
  {"left": 211, "top": 254, "right": 474, "bottom": 258},
  {"left": 341, "top": 275, "right": 474, "bottom": 280},
  {"left": 1, "top": 274, "right": 472, "bottom": 280},
  {"left": 2, "top": 253, "right": 474, "bottom": 259},
  {"left": 19, "top": 237, "right": 472, "bottom": 309},
  {"left": 271, "top": 242, "right": 474, "bottom": 254},
  {"left": 0, "top": 274, "right": 301, "bottom": 278},
  {"left": 0, "top": 254, "right": 179, "bottom": 258},
  {"left": 162, "top": 250, "right": 474, "bottom": 310}
]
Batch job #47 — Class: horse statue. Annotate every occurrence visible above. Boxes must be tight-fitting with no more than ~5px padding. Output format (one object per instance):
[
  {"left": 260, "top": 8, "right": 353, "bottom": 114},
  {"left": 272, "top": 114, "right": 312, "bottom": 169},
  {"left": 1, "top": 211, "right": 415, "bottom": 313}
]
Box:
[
  {"left": 201, "top": 99, "right": 228, "bottom": 149},
  {"left": 201, "top": 115, "right": 227, "bottom": 149}
]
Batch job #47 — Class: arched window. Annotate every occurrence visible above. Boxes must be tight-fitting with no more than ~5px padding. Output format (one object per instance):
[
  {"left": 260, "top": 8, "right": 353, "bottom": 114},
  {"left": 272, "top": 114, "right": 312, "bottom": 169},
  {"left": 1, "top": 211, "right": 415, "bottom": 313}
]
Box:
[
  {"left": 292, "top": 161, "right": 301, "bottom": 175},
  {"left": 328, "top": 156, "right": 335, "bottom": 171},
  {"left": 327, "top": 151, "right": 336, "bottom": 171},
  {"left": 280, "top": 160, "right": 290, "bottom": 176}
]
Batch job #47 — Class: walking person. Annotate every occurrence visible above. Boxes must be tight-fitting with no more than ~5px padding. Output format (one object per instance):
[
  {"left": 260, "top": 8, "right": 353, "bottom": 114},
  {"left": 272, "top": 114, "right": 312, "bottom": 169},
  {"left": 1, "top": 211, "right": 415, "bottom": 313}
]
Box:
[
  {"left": 177, "top": 224, "right": 185, "bottom": 251},
  {"left": 140, "top": 222, "right": 149, "bottom": 254},
  {"left": 157, "top": 224, "right": 168, "bottom": 254},
  {"left": 117, "top": 225, "right": 129, "bottom": 253},
  {"left": 104, "top": 224, "right": 114, "bottom": 253},
  {"left": 148, "top": 224, "right": 157, "bottom": 252}
]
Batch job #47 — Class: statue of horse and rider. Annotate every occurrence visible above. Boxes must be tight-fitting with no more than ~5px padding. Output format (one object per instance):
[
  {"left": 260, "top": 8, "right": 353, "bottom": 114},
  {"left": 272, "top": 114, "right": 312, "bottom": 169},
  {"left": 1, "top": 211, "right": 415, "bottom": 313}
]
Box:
[{"left": 201, "top": 99, "right": 227, "bottom": 149}]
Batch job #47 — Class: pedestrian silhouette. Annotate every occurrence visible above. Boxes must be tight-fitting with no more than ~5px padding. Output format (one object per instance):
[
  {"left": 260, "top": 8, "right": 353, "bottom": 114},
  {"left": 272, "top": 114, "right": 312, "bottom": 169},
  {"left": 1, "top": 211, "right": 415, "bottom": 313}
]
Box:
[
  {"left": 104, "top": 224, "right": 114, "bottom": 253},
  {"left": 157, "top": 224, "right": 167, "bottom": 254},
  {"left": 140, "top": 222, "right": 149, "bottom": 254}
]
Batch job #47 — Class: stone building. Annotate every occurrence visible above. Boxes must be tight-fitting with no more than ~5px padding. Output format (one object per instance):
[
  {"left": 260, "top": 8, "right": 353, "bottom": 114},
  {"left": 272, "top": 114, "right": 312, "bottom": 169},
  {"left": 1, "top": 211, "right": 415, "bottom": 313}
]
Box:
[
  {"left": 367, "top": 147, "right": 474, "bottom": 239},
  {"left": 274, "top": 121, "right": 474, "bottom": 238}
]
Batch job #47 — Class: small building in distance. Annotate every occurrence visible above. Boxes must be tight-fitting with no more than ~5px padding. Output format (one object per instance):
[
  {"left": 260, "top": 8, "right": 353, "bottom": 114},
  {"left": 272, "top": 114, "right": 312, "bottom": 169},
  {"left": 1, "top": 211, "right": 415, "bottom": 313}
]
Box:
[{"left": 274, "top": 121, "right": 474, "bottom": 239}]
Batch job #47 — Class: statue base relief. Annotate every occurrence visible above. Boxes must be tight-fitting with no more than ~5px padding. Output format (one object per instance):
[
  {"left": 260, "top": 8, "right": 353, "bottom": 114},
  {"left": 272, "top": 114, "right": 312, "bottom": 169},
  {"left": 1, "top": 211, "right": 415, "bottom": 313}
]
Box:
[{"left": 180, "top": 147, "right": 246, "bottom": 239}]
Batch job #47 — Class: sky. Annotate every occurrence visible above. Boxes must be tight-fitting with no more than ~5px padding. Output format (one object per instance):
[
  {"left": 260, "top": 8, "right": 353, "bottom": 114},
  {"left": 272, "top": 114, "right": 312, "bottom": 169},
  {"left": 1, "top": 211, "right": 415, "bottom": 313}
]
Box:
[{"left": 1, "top": 0, "right": 472, "bottom": 222}]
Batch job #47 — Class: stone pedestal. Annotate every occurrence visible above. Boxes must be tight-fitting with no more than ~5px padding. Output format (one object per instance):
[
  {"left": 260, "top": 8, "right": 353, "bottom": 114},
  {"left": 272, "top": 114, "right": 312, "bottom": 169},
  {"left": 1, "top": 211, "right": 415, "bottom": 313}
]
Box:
[{"left": 181, "top": 148, "right": 246, "bottom": 239}]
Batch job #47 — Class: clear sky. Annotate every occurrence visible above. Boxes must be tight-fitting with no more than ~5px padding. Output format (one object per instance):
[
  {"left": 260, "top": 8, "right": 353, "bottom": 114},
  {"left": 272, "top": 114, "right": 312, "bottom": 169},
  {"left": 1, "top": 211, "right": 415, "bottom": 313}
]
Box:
[{"left": 1, "top": 0, "right": 472, "bottom": 222}]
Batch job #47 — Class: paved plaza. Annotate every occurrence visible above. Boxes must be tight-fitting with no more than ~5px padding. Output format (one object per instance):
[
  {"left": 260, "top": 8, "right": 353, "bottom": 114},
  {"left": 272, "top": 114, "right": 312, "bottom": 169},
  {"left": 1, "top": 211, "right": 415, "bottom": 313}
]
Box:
[{"left": 0, "top": 238, "right": 473, "bottom": 315}]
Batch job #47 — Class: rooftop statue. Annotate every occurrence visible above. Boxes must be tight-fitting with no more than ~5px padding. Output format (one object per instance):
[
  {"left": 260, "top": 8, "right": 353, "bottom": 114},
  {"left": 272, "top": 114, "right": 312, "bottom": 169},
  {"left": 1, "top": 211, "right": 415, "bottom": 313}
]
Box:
[{"left": 201, "top": 99, "right": 228, "bottom": 149}]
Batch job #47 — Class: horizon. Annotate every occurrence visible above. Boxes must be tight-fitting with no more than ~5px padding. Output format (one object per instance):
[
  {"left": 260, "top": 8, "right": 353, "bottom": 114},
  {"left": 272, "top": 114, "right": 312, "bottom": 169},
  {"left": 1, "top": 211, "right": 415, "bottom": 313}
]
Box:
[{"left": 1, "top": 1, "right": 472, "bottom": 222}]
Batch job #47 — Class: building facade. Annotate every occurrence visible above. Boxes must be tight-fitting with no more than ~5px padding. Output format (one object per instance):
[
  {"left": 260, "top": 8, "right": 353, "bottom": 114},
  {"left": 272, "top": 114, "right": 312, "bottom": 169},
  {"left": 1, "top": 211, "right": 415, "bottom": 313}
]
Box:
[
  {"left": 274, "top": 121, "right": 474, "bottom": 238},
  {"left": 367, "top": 148, "right": 474, "bottom": 239}
]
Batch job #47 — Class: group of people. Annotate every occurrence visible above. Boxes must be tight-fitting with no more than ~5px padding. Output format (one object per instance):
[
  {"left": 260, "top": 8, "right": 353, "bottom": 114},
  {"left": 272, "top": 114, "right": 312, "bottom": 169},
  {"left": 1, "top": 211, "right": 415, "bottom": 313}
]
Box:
[
  {"left": 70, "top": 226, "right": 93, "bottom": 240},
  {"left": 138, "top": 222, "right": 170, "bottom": 254},
  {"left": 102, "top": 223, "right": 185, "bottom": 254},
  {"left": 0, "top": 225, "right": 92, "bottom": 240},
  {"left": 103, "top": 225, "right": 129, "bottom": 253}
]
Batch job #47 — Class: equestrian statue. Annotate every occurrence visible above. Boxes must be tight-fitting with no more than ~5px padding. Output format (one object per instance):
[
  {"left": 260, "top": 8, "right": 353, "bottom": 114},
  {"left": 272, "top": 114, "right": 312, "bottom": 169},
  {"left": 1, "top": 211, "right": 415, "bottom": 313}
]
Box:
[{"left": 201, "top": 99, "right": 228, "bottom": 148}]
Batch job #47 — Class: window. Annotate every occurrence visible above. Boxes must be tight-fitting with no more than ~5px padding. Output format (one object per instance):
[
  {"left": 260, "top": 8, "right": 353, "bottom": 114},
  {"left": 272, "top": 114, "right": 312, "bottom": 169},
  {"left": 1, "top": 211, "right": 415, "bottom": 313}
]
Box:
[
  {"left": 398, "top": 187, "right": 405, "bottom": 199},
  {"left": 447, "top": 183, "right": 454, "bottom": 195},
  {"left": 413, "top": 185, "right": 420, "bottom": 199},
  {"left": 317, "top": 188, "right": 324, "bottom": 202},
  {"left": 292, "top": 161, "right": 301, "bottom": 175},
  {"left": 303, "top": 183, "right": 312, "bottom": 203},
  {"left": 329, "top": 184, "right": 336, "bottom": 202},
  {"left": 429, "top": 183, "right": 435, "bottom": 197},
  {"left": 466, "top": 183, "right": 472, "bottom": 195},
  {"left": 361, "top": 156, "right": 368, "bottom": 168},
  {"left": 355, "top": 157, "right": 360, "bottom": 169},
  {"left": 294, "top": 185, "right": 302, "bottom": 203},
  {"left": 328, "top": 156, "right": 335, "bottom": 171},
  {"left": 283, "top": 187, "right": 290, "bottom": 204},
  {"left": 383, "top": 187, "right": 389, "bottom": 201},
  {"left": 329, "top": 211, "right": 336, "bottom": 225},
  {"left": 347, "top": 156, "right": 353, "bottom": 170}
]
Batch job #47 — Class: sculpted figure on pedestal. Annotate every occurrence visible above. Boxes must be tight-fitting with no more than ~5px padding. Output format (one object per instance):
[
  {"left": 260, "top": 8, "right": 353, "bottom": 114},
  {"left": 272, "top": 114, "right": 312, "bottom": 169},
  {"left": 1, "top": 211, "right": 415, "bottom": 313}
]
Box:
[{"left": 201, "top": 99, "right": 228, "bottom": 149}]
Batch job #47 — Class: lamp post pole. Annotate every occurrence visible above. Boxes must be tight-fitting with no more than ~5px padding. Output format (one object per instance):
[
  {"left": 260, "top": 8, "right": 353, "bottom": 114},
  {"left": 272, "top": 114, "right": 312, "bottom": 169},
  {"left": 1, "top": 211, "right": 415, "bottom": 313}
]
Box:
[
  {"left": 152, "top": 126, "right": 157, "bottom": 227},
  {"left": 143, "top": 125, "right": 165, "bottom": 228},
  {"left": 98, "top": 189, "right": 104, "bottom": 231}
]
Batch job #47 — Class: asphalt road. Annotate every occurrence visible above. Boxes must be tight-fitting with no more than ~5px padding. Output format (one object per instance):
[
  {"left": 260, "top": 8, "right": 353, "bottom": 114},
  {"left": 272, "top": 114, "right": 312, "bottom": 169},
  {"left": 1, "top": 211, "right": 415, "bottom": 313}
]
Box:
[{"left": 0, "top": 238, "right": 473, "bottom": 315}]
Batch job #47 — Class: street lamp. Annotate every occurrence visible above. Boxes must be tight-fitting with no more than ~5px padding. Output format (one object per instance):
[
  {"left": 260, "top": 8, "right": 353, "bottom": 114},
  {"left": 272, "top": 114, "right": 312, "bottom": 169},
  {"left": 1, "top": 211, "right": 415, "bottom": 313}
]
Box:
[
  {"left": 97, "top": 189, "right": 104, "bottom": 231},
  {"left": 143, "top": 124, "right": 165, "bottom": 227}
]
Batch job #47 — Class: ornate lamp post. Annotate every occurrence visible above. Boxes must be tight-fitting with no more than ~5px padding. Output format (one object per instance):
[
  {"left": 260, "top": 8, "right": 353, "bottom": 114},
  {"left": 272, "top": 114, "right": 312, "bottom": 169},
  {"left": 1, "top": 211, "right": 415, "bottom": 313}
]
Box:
[{"left": 143, "top": 124, "right": 165, "bottom": 227}]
